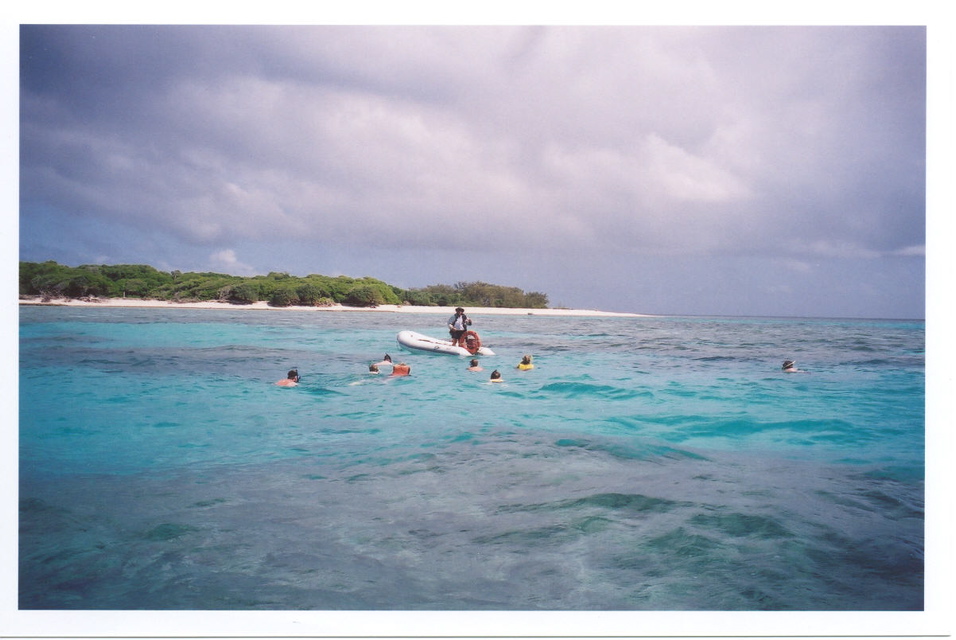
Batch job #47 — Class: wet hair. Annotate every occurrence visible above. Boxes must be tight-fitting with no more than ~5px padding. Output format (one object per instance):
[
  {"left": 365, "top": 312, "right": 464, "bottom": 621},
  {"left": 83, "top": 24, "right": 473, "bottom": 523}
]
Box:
[
  {"left": 288, "top": 369, "right": 299, "bottom": 381},
  {"left": 470, "top": 359, "right": 479, "bottom": 366},
  {"left": 490, "top": 369, "right": 501, "bottom": 380},
  {"left": 782, "top": 360, "right": 795, "bottom": 370},
  {"left": 369, "top": 364, "right": 379, "bottom": 372},
  {"left": 520, "top": 354, "right": 533, "bottom": 364}
]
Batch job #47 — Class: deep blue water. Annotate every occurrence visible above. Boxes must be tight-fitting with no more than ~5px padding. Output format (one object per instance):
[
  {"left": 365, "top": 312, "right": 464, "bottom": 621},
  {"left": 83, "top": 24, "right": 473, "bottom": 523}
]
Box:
[{"left": 18, "top": 307, "right": 924, "bottom": 610}]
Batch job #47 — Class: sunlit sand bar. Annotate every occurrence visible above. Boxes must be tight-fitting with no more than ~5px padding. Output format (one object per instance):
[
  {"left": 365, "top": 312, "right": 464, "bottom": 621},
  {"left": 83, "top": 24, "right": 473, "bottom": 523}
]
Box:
[{"left": 19, "top": 296, "right": 650, "bottom": 318}]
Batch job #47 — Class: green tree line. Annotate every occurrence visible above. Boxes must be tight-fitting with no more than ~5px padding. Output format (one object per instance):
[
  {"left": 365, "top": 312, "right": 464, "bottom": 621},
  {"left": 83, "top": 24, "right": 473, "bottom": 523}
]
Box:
[{"left": 19, "top": 261, "right": 550, "bottom": 309}]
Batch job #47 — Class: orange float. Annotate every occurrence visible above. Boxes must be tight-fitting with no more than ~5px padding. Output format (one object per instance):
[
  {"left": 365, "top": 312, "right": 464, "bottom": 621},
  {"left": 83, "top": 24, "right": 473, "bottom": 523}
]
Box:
[{"left": 458, "top": 330, "right": 482, "bottom": 355}]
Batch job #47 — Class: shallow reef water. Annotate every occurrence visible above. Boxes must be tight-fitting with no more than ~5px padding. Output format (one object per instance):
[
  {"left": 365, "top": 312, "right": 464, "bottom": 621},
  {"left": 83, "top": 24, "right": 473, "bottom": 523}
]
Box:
[{"left": 19, "top": 308, "right": 924, "bottom": 611}]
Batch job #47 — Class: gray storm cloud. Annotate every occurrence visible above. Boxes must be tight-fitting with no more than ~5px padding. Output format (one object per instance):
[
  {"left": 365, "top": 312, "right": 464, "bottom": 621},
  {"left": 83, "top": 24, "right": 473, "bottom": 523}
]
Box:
[
  {"left": 19, "top": 24, "right": 927, "bottom": 317},
  {"left": 20, "top": 25, "right": 925, "bottom": 257}
]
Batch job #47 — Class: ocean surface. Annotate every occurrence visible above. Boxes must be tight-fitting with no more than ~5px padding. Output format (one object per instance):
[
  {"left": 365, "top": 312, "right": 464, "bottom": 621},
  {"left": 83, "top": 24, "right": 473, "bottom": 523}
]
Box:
[{"left": 18, "top": 307, "right": 924, "bottom": 611}]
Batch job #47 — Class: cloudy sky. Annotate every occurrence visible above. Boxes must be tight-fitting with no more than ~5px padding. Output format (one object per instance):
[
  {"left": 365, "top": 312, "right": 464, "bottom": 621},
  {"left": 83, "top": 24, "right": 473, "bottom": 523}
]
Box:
[{"left": 17, "top": 22, "right": 930, "bottom": 318}]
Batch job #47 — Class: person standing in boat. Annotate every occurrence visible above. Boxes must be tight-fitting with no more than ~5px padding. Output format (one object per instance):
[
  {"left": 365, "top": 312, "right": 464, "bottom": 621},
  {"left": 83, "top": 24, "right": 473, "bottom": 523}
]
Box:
[{"left": 447, "top": 307, "right": 472, "bottom": 344}]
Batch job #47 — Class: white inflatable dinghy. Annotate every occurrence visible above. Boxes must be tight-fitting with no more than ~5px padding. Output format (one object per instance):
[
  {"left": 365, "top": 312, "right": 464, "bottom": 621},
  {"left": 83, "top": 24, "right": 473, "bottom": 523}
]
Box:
[{"left": 396, "top": 330, "right": 495, "bottom": 356}]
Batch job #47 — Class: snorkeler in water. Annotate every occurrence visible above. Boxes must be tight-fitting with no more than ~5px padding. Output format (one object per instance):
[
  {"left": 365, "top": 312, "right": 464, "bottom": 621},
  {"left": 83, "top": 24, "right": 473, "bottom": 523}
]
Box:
[
  {"left": 276, "top": 369, "right": 300, "bottom": 387},
  {"left": 782, "top": 360, "right": 809, "bottom": 373}
]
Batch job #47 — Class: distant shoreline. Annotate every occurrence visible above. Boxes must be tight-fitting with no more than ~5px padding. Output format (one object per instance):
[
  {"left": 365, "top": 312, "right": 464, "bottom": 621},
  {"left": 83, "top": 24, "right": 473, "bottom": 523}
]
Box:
[{"left": 18, "top": 296, "right": 650, "bottom": 318}]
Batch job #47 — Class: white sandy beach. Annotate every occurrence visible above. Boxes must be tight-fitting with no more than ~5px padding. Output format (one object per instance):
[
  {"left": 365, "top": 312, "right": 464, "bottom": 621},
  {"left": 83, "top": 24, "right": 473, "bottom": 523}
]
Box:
[{"left": 18, "top": 296, "right": 649, "bottom": 318}]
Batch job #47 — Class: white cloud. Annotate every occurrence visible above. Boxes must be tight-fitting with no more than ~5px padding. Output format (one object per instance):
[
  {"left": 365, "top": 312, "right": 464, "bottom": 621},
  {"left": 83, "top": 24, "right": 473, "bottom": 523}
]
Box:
[
  {"left": 891, "top": 245, "right": 925, "bottom": 257},
  {"left": 781, "top": 259, "right": 815, "bottom": 273},
  {"left": 643, "top": 133, "right": 752, "bottom": 204},
  {"left": 209, "top": 249, "right": 255, "bottom": 275},
  {"left": 804, "top": 240, "right": 881, "bottom": 259}
]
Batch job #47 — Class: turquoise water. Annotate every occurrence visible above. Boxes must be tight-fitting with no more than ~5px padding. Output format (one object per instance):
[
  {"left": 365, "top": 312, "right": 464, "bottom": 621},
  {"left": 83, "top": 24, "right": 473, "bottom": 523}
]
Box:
[{"left": 19, "top": 307, "right": 924, "bottom": 610}]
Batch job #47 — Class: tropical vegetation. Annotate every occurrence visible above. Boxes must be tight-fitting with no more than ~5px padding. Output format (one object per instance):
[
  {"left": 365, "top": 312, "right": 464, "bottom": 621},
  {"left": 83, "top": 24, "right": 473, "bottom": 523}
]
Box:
[{"left": 19, "top": 261, "right": 550, "bottom": 309}]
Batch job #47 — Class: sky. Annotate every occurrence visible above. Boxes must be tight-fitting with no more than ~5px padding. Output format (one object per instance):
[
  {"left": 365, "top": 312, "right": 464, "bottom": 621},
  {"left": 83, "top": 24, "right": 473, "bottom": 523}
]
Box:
[{"left": 13, "top": 21, "right": 936, "bottom": 318}]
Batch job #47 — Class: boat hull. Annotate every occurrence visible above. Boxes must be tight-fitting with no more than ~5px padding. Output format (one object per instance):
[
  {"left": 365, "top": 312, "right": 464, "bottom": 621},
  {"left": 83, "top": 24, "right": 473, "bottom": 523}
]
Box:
[{"left": 396, "top": 330, "right": 495, "bottom": 356}]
